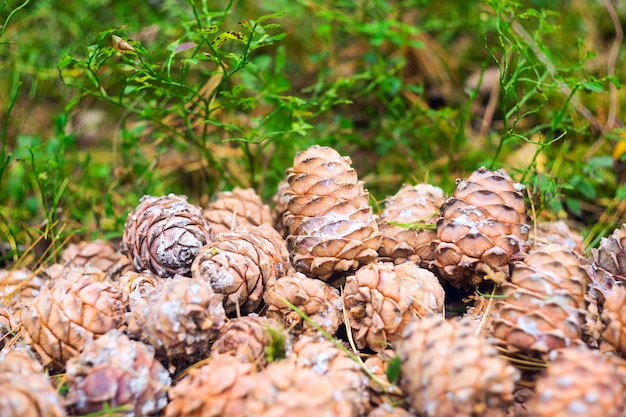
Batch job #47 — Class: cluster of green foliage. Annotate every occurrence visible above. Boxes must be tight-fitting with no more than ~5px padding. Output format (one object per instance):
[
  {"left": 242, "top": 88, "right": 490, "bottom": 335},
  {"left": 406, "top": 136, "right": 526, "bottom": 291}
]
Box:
[{"left": 1, "top": 0, "right": 625, "bottom": 266}]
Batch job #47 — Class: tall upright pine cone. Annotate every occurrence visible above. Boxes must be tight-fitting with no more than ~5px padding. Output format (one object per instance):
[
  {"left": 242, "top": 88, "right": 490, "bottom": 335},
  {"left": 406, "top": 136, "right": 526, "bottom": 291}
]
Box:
[
  {"left": 66, "top": 330, "right": 170, "bottom": 416},
  {"left": 203, "top": 187, "right": 272, "bottom": 235},
  {"left": 281, "top": 145, "right": 381, "bottom": 281},
  {"left": 434, "top": 167, "right": 531, "bottom": 289},
  {"left": 61, "top": 239, "right": 132, "bottom": 279},
  {"left": 264, "top": 272, "right": 343, "bottom": 336},
  {"left": 126, "top": 276, "right": 225, "bottom": 360},
  {"left": 22, "top": 274, "right": 125, "bottom": 369},
  {"left": 121, "top": 194, "right": 213, "bottom": 277},
  {"left": 602, "top": 285, "right": 626, "bottom": 356},
  {"left": 192, "top": 223, "right": 290, "bottom": 315},
  {"left": 395, "top": 315, "right": 519, "bottom": 417},
  {"left": 344, "top": 261, "right": 445, "bottom": 351},
  {"left": 0, "top": 368, "right": 67, "bottom": 417},
  {"left": 378, "top": 183, "right": 444, "bottom": 267},
  {"left": 493, "top": 243, "right": 590, "bottom": 358},
  {"left": 527, "top": 347, "right": 626, "bottom": 417}
]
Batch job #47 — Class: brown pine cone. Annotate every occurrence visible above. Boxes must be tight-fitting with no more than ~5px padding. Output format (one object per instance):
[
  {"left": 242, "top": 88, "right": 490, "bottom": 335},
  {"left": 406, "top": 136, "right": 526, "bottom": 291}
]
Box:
[
  {"left": 344, "top": 261, "right": 444, "bottom": 351},
  {"left": 264, "top": 272, "right": 343, "bottom": 336},
  {"left": 395, "top": 315, "right": 519, "bottom": 417},
  {"left": 493, "top": 243, "right": 590, "bottom": 358},
  {"left": 166, "top": 355, "right": 256, "bottom": 417},
  {"left": 434, "top": 167, "right": 531, "bottom": 289},
  {"left": 590, "top": 223, "right": 626, "bottom": 283},
  {"left": 66, "top": 329, "right": 170, "bottom": 416},
  {"left": 532, "top": 220, "right": 585, "bottom": 255},
  {"left": 378, "top": 183, "right": 444, "bottom": 267},
  {"left": 126, "top": 276, "right": 225, "bottom": 360},
  {"left": 22, "top": 274, "right": 125, "bottom": 369},
  {"left": 368, "top": 404, "right": 415, "bottom": 417},
  {"left": 0, "top": 306, "right": 16, "bottom": 350},
  {"left": 272, "top": 178, "right": 291, "bottom": 237},
  {"left": 601, "top": 285, "right": 626, "bottom": 356},
  {"left": 362, "top": 349, "right": 405, "bottom": 410},
  {"left": 203, "top": 187, "right": 272, "bottom": 235},
  {"left": 192, "top": 223, "right": 290, "bottom": 315},
  {"left": 0, "top": 268, "right": 45, "bottom": 314},
  {"left": 0, "top": 344, "right": 45, "bottom": 375},
  {"left": 61, "top": 239, "right": 132, "bottom": 279},
  {"left": 121, "top": 194, "right": 213, "bottom": 277},
  {"left": 0, "top": 369, "right": 67, "bottom": 417},
  {"left": 210, "top": 314, "right": 286, "bottom": 368},
  {"left": 527, "top": 347, "right": 625, "bottom": 417},
  {"left": 119, "top": 269, "right": 161, "bottom": 306},
  {"left": 281, "top": 145, "right": 381, "bottom": 281}
]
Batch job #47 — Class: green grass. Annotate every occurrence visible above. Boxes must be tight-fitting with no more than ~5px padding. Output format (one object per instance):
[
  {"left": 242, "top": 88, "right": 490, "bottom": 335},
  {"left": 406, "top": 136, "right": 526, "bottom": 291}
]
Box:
[{"left": 1, "top": 0, "right": 625, "bottom": 264}]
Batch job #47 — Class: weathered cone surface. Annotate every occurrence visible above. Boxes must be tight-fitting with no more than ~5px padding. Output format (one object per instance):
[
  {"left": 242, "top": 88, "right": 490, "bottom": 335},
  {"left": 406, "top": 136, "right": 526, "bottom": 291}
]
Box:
[
  {"left": 396, "top": 315, "right": 519, "bottom": 417},
  {"left": 0, "top": 344, "right": 45, "bottom": 375},
  {"left": 527, "top": 347, "right": 626, "bottom": 417},
  {"left": 210, "top": 314, "right": 286, "bottom": 368},
  {"left": 22, "top": 274, "right": 125, "bottom": 369},
  {"left": 126, "top": 276, "right": 225, "bottom": 359},
  {"left": 121, "top": 194, "right": 213, "bottom": 277},
  {"left": 243, "top": 359, "right": 355, "bottom": 417},
  {"left": 368, "top": 404, "right": 415, "bottom": 417},
  {"left": 344, "top": 261, "right": 444, "bottom": 351},
  {"left": 601, "top": 285, "right": 626, "bottom": 356},
  {"left": 493, "top": 243, "right": 590, "bottom": 358},
  {"left": 192, "top": 223, "right": 290, "bottom": 315},
  {"left": 0, "top": 268, "right": 45, "bottom": 314},
  {"left": 281, "top": 145, "right": 381, "bottom": 281},
  {"left": 165, "top": 355, "right": 256, "bottom": 417},
  {"left": 362, "top": 349, "right": 404, "bottom": 410},
  {"left": 0, "top": 306, "right": 16, "bottom": 350},
  {"left": 203, "top": 187, "right": 272, "bottom": 235},
  {"left": 590, "top": 223, "right": 626, "bottom": 283},
  {"left": 264, "top": 272, "right": 343, "bottom": 336},
  {"left": 434, "top": 166, "right": 531, "bottom": 288},
  {"left": 61, "top": 239, "right": 132, "bottom": 279},
  {"left": 533, "top": 220, "right": 585, "bottom": 255},
  {"left": 378, "top": 183, "right": 444, "bottom": 267},
  {"left": 0, "top": 369, "right": 67, "bottom": 417},
  {"left": 66, "top": 329, "right": 170, "bottom": 416},
  {"left": 119, "top": 269, "right": 161, "bottom": 304}
]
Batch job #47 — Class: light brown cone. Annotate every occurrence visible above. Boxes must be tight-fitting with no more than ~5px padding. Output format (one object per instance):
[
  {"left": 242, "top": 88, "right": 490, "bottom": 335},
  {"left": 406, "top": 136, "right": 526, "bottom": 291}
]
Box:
[
  {"left": 22, "top": 274, "right": 125, "bottom": 369},
  {"left": 396, "top": 315, "right": 519, "bottom": 417},
  {"left": 378, "top": 183, "right": 444, "bottom": 267},
  {"left": 434, "top": 167, "right": 531, "bottom": 289},
  {"left": 0, "top": 268, "right": 45, "bottom": 315},
  {"left": 344, "top": 261, "right": 444, "bottom": 351},
  {"left": 282, "top": 145, "right": 381, "bottom": 281},
  {"left": 0, "top": 369, "right": 67, "bottom": 417},
  {"left": 368, "top": 404, "right": 415, "bottom": 417},
  {"left": 166, "top": 355, "right": 256, "bottom": 417},
  {"left": 493, "top": 243, "right": 590, "bottom": 358},
  {"left": 192, "top": 223, "right": 290, "bottom": 315},
  {"left": 203, "top": 187, "right": 272, "bottom": 235},
  {"left": 121, "top": 194, "right": 213, "bottom": 277},
  {"left": 126, "top": 276, "right": 225, "bottom": 360},
  {"left": 119, "top": 269, "right": 161, "bottom": 306},
  {"left": 61, "top": 239, "right": 132, "bottom": 279},
  {"left": 532, "top": 220, "right": 585, "bottom": 255},
  {"left": 0, "top": 344, "right": 45, "bottom": 375},
  {"left": 210, "top": 314, "right": 286, "bottom": 368},
  {"left": 243, "top": 359, "right": 355, "bottom": 417},
  {"left": 362, "top": 349, "right": 405, "bottom": 410},
  {"left": 601, "top": 285, "right": 626, "bottom": 356},
  {"left": 527, "top": 347, "right": 625, "bottom": 417},
  {"left": 66, "top": 329, "right": 170, "bottom": 416},
  {"left": 272, "top": 179, "right": 291, "bottom": 237},
  {"left": 0, "top": 306, "right": 16, "bottom": 350},
  {"left": 264, "top": 272, "right": 343, "bottom": 336},
  {"left": 590, "top": 223, "right": 626, "bottom": 283}
]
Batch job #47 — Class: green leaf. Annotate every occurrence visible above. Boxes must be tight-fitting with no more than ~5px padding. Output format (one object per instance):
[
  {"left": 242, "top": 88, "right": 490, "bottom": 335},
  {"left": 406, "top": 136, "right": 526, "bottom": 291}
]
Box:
[
  {"left": 257, "top": 11, "right": 286, "bottom": 23},
  {"left": 198, "top": 25, "right": 219, "bottom": 37},
  {"left": 582, "top": 80, "right": 604, "bottom": 93},
  {"left": 386, "top": 355, "right": 401, "bottom": 384},
  {"left": 617, "top": 184, "right": 626, "bottom": 200}
]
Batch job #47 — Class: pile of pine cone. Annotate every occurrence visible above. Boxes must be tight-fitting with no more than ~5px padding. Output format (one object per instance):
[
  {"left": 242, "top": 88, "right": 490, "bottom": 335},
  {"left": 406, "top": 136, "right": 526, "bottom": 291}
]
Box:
[{"left": 1, "top": 144, "right": 625, "bottom": 417}]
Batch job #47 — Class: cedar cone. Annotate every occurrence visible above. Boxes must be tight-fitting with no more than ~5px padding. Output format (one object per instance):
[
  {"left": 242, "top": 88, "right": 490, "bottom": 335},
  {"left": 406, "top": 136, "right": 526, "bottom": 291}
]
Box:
[
  {"left": 61, "top": 239, "right": 132, "bottom": 279},
  {"left": 0, "top": 344, "right": 45, "bottom": 375},
  {"left": 0, "top": 306, "right": 16, "bottom": 350},
  {"left": 493, "top": 243, "right": 590, "bottom": 358},
  {"left": 0, "top": 368, "right": 67, "bottom": 417},
  {"left": 533, "top": 220, "right": 585, "bottom": 255},
  {"left": 343, "top": 261, "right": 445, "bottom": 351},
  {"left": 601, "top": 285, "right": 626, "bottom": 356},
  {"left": 121, "top": 194, "right": 213, "bottom": 277},
  {"left": 590, "top": 223, "right": 626, "bottom": 283},
  {"left": 22, "top": 274, "right": 125, "bottom": 369},
  {"left": 434, "top": 167, "right": 531, "bottom": 289},
  {"left": 368, "top": 404, "right": 415, "bottom": 417},
  {"left": 165, "top": 355, "right": 256, "bottom": 417},
  {"left": 378, "top": 183, "right": 444, "bottom": 267},
  {"left": 191, "top": 223, "right": 290, "bottom": 315},
  {"left": 527, "top": 347, "right": 626, "bottom": 417},
  {"left": 281, "top": 145, "right": 381, "bottom": 281},
  {"left": 126, "top": 276, "right": 225, "bottom": 359},
  {"left": 264, "top": 272, "right": 343, "bottom": 336},
  {"left": 0, "top": 268, "right": 45, "bottom": 315},
  {"left": 66, "top": 329, "right": 170, "bottom": 416},
  {"left": 203, "top": 187, "right": 272, "bottom": 235},
  {"left": 395, "top": 315, "right": 519, "bottom": 417},
  {"left": 272, "top": 179, "right": 290, "bottom": 236},
  {"left": 362, "top": 349, "right": 405, "bottom": 410}
]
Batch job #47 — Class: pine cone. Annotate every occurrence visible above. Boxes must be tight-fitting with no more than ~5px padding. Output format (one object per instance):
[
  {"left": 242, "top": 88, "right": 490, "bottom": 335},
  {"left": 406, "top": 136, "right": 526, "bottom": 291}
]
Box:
[
  {"left": 434, "top": 167, "right": 531, "bottom": 289},
  {"left": 0, "top": 344, "right": 45, "bottom": 375},
  {"left": 126, "top": 276, "right": 225, "bottom": 359},
  {"left": 0, "top": 368, "right": 67, "bottom": 417},
  {"left": 602, "top": 285, "right": 626, "bottom": 356},
  {"left": 272, "top": 179, "right": 291, "bottom": 237},
  {"left": 368, "top": 404, "right": 414, "bottom": 417},
  {"left": 119, "top": 269, "right": 161, "bottom": 305},
  {"left": 61, "top": 239, "right": 132, "bottom": 279},
  {"left": 121, "top": 194, "right": 213, "bottom": 277},
  {"left": 378, "top": 183, "right": 444, "bottom": 267},
  {"left": 395, "top": 315, "right": 519, "bottom": 417},
  {"left": 210, "top": 314, "right": 286, "bottom": 368},
  {"left": 493, "top": 243, "right": 590, "bottom": 358},
  {"left": 203, "top": 187, "right": 272, "bottom": 235},
  {"left": 344, "top": 261, "right": 444, "bottom": 351},
  {"left": 281, "top": 145, "right": 381, "bottom": 281},
  {"left": 66, "top": 329, "right": 170, "bottom": 416},
  {"left": 1, "top": 306, "right": 16, "bottom": 349},
  {"left": 590, "top": 223, "right": 626, "bottom": 283},
  {"left": 362, "top": 349, "right": 404, "bottom": 410},
  {"left": 533, "top": 220, "right": 585, "bottom": 255},
  {"left": 527, "top": 347, "right": 625, "bottom": 417},
  {"left": 264, "top": 272, "right": 343, "bottom": 336},
  {"left": 192, "top": 223, "right": 290, "bottom": 315},
  {"left": 0, "top": 268, "right": 45, "bottom": 314},
  {"left": 22, "top": 274, "right": 125, "bottom": 369},
  {"left": 165, "top": 355, "right": 256, "bottom": 417}
]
